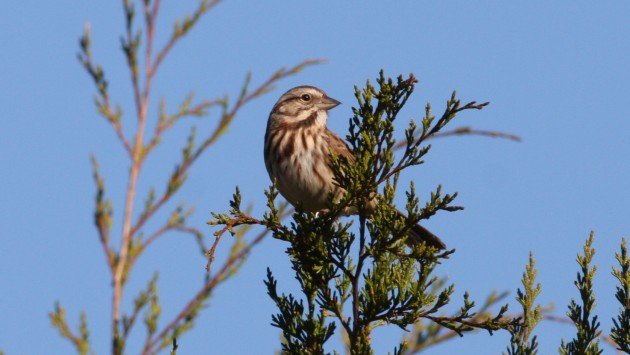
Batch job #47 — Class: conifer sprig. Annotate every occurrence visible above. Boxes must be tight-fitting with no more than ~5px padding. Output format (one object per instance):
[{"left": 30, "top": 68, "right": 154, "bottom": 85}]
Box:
[
  {"left": 505, "top": 252, "right": 542, "bottom": 355},
  {"left": 611, "top": 238, "right": 630, "bottom": 353},
  {"left": 559, "top": 232, "right": 602, "bottom": 355}
]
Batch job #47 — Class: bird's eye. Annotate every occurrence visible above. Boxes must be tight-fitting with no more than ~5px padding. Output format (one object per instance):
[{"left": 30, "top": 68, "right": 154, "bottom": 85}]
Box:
[{"left": 300, "top": 94, "right": 311, "bottom": 101}]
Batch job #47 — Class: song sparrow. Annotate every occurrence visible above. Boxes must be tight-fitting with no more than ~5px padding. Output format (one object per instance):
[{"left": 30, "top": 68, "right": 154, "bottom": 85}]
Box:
[{"left": 264, "top": 86, "right": 445, "bottom": 249}]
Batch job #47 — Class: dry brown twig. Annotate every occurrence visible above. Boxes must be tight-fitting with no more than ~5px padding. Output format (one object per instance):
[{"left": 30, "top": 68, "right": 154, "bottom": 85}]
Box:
[
  {"left": 394, "top": 126, "right": 521, "bottom": 151},
  {"left": 404, "top": 308, "right": 621, "bottom": 354},
  {"left": 544, "top": 314, "right": 621, "bottom": 353},
  {"left": 63, "top": 1, "right": 322, "bottom": 354},
  {"left": 401, "top": 291, "right": 511, "bottom": 354},
  {"left": 141, "top": 228, "right": 268, "bottom": 354},
  {"left": 430, "top": 126, "right": 521, "bottom": 142}
]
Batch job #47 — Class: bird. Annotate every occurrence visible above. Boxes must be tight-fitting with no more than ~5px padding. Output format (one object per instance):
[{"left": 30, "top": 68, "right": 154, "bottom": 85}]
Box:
[{"left": 264, "top": 86, "right": 445, "bottom": 249}]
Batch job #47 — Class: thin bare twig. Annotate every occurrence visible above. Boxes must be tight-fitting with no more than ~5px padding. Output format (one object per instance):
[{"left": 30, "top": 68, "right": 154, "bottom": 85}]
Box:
[
  {"left": 430, "top": 126, "right": 521, "bottom": 142},
  {"left": 422, "top": 314, "right": 506, "bottom": 334},
  {"left": 148, "top": 0, "right": 221, "bottom": 79},
  {"left": 113, "top": 0, "right": 148, "bottom": 338},
  {"left": 79, "top": 23, "right": 133, "bottom": 155},
  {"left": 129, "top": 59, "right": 323, "bottom": 241},
  {"left": 193, "top": 59, "right": 326, "bottom": 157},
  {"left": 142, "top": 229, "right": 268, "bottom": 354},
  {"left": 54, "top": 319, "right": 84, "bottom": 350},
  {"left": 544, "top": 314, "right": 621, "bottom": 353},
  {"left": 80, "top": 2, "right": 321, "bottom": 353},
  {"left": 404, "top": 291, "right": 511, "bottom": 354},
  {"left": 126, "top": 224, "right": 202, "bottom": 271},
  {"left": 205, "top": 214, "right": 265, "bottom": 271},
  {"left": 144, "top": 97, "right": 224, "bottom": 156},
  {"left": 393, "top": 126, "right": 520, "bottom": 151}
]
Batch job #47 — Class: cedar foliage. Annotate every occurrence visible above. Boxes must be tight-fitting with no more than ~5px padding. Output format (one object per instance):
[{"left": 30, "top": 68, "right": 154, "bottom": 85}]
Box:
[
  {"left": 211, "top": 73, "right": 630, "bottom": 354},
  {"left": 213, "top": 73, "right": 513, "bottom": 354}
]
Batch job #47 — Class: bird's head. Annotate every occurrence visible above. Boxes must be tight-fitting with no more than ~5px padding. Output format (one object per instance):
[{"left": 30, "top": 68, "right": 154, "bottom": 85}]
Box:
[{"left": 270, "top": 86, "right": 340, "bottom": 125}]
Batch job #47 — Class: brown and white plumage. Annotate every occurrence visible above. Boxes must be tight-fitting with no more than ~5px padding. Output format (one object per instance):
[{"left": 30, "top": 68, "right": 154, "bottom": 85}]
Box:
[
  {"left": 264, "top": 86, "right": 342, "bottom": 211},
  {"left": 264, "top": 86, "right": 446, "bottom": 249}
]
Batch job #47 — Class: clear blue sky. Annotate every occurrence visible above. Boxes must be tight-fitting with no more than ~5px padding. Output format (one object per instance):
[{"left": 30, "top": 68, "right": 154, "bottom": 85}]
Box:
[{"left": 1, "top": 1, "right": 629, "bottom": 354}]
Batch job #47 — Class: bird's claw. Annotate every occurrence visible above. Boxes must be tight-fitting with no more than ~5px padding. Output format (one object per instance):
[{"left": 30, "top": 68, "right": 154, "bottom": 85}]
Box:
[{"left": 314, "top": 209, "right": 330, "bottom": 218}]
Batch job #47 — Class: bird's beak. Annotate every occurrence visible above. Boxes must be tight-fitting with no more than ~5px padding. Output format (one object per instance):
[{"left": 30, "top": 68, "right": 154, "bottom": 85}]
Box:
[{"left": 319, "top": 96, "right": 341, "bottom": 111}]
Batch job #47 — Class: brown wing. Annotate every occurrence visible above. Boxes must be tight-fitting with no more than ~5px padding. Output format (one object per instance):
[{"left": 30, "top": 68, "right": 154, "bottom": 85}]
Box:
[{"left": 323, "top": 128, "right": 355, "bottom": 163}]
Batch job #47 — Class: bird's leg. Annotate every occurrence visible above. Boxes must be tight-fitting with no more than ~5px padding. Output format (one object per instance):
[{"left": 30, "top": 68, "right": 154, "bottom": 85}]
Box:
[{"left": 314, "top": 208, "right": 330, "bottom": 218}]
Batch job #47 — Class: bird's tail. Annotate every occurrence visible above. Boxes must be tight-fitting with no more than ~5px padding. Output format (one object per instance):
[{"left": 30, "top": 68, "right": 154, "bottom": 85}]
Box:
[{"left": 397, "top": 210, "right": 446, "bottom": 250}]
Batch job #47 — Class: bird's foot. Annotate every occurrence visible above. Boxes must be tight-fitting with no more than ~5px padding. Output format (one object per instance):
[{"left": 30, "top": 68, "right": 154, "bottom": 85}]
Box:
[{"left": 314, "top": 209, "right": 330, "bottom": 218}]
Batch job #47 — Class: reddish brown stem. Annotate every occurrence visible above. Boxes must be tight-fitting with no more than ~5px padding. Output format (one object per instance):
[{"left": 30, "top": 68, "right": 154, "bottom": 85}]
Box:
[
  {"left": 142, "top": 229, "right": 268, "bottom": 354},
  {"left": 130, "top": 59, "right": 323, "bottom": 240},
  {"left": 113, "top": 0, "right": 156, "bottom": 346},
  {"left": 113, "top": 121, "right": 133, "bottom": 156}
]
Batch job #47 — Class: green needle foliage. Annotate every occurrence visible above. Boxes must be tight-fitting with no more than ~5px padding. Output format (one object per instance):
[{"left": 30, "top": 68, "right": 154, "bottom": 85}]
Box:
[
  {"left": 560, "top": 232, "right": 602, "bottom": 355},
  {"left": 505, "top": 252, "right": 542, "bottom": 355},
  {"left": 266, "top": 73, "right": 510, "bottom": 354},
  {"left": 611, "top": 238, "right": 630, "bottom": 353},
  {"left": 212, "top": 72, "right": 514, "bottom": 354}
]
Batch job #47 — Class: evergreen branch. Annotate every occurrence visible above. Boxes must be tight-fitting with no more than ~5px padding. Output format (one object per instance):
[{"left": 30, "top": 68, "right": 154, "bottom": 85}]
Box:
[
  {"left": 259, "top": 71, "right": 503, "bottom": 353},
  {"left": 559, "top": 232, "right": 602, "bottom": 355},
  {"left": 318, "top": 287, "right": 353, "bottom": 337},
  {"left": 611, "top": 237, "right": 630, "bottom": 353},
  {"left": 505, "top": 252, "right": 542, "bottom": 355},
  {"left": 350, "top": 214, "right": 369, "bottom": 349},
  {"left": 424, "top": 93, "right": 489, "bottom": 140},
  {"left": 377, "top": 89, "right": 489, "bottom": 185},
  {"left": 266, "top": 269, "right": 336, "bottom": 353}
]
